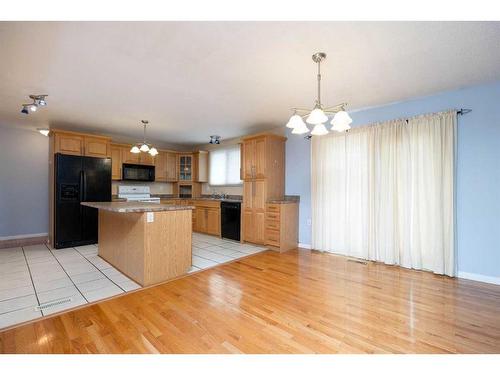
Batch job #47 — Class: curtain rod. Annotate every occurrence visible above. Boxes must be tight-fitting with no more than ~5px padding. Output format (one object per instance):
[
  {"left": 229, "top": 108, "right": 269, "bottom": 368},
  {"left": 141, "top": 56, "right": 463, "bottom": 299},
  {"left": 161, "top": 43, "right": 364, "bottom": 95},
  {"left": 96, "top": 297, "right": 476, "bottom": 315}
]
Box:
[
  {"left": 403, "top": 108, "right": 472, "bottom": 123},
  {"left": 304, "top": 108, "right": 472, "bottom": 139}
]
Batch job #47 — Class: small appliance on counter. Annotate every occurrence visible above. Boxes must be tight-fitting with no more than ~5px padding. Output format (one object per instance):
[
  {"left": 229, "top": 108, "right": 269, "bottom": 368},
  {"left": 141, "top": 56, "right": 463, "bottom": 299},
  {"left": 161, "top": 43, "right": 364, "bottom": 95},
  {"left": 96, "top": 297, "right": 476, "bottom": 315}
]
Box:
[
  {"left": 118, "top": 185, "right": 160, "bottom": 203},
  {"left": 221, "top": 201, "right": 241, "bottom": 241}
]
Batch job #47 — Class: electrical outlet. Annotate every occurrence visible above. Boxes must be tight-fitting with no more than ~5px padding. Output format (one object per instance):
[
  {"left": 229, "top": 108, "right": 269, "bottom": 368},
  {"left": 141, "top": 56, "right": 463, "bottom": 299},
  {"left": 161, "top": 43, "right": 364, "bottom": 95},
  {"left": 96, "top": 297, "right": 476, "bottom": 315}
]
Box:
[
  {"left": 307, "top": 218, "right": 312, "bottom": 226},
  {"left": 147, "top": 212, "right": 154, "bottom": 223}
]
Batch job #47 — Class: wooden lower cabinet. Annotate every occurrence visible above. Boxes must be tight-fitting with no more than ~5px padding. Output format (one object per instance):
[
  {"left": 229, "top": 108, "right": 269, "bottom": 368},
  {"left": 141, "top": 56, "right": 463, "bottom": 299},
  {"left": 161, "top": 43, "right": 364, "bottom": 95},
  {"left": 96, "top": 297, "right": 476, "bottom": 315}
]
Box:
[
  {"left": 242, "top": 180, "right": 266, "bottom": 245},
  {"left": 206, "top": 208, "right": 220, "bottom": 236},
  {"left": 265, "top": 202, "right": 299, "bottom": 252},
  {"left": 191, "top": 201, "right": 221, "bottom": 237}
]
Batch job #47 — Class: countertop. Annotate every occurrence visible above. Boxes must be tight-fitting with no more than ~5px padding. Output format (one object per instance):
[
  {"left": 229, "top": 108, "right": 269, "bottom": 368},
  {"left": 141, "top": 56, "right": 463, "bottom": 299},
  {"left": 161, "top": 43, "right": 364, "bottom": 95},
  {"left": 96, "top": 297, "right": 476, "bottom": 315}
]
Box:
[{"left": 82, "top": 202, "right": 194, "bottom": 213}]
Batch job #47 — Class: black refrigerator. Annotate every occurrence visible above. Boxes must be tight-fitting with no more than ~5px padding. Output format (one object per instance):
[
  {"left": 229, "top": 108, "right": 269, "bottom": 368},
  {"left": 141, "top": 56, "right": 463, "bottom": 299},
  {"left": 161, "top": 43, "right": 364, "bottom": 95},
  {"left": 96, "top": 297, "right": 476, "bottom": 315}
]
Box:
[{"left": 54, "top": 153, "right": 111, "bottom": 249}]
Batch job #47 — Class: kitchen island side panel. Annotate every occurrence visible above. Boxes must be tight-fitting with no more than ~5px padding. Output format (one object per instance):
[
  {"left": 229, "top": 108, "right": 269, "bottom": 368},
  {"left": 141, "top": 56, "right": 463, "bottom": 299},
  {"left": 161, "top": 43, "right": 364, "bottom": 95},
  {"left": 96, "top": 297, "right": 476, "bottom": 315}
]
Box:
[
  {"left": 144, "top": 209, "right": 192, "bottom": 285},
  {"left": 98, "top": 210, "right": 146, "bottom": 285}
]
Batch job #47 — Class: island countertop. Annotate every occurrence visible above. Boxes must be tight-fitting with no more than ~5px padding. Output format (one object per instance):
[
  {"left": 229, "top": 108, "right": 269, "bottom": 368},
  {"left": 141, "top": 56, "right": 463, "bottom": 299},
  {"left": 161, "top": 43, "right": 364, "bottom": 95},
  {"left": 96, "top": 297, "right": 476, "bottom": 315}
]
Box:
[{"left": 81, "top": 201, "right": 194, "bottom": 213}]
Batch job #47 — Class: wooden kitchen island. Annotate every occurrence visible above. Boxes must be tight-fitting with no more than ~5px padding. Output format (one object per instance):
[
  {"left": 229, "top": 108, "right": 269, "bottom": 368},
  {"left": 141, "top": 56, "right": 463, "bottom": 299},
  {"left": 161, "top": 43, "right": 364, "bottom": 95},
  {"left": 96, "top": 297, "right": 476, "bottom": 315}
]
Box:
[{"left": 81, "top": 202, "right": 193, "bottom": 287}]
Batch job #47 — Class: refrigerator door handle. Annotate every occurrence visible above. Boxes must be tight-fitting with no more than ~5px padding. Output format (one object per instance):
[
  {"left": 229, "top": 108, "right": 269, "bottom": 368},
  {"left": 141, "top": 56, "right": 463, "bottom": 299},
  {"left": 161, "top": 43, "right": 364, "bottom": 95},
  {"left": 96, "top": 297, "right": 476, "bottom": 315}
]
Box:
[
  {"left": 79, "top": 170, "right": 83, "bottom": 201},
  {"left": 82, "top": 171, "right": 87, "bottom": 201}
]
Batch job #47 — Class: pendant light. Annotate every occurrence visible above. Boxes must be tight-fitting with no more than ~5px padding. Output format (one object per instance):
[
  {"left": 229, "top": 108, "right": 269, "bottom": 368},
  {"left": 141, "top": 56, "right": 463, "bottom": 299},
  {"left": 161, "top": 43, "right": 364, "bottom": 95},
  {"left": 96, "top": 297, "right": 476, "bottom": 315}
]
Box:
[
  {"left": 130, "top": 120, "right": 158, "bottom": 156},
  {"left": 286, "top": 52, "right": 351, "bottom": 136},
  {"left": 330, "top": 109, "right": 353, "bottom": 132}
]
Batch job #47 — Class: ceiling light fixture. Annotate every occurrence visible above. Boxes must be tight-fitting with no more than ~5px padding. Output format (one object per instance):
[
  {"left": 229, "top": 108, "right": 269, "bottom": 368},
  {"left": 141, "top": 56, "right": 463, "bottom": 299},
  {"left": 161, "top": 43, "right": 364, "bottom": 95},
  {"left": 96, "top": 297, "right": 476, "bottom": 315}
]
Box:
[
  {"left": 209, "top": 135, "right": 221, "bottom": 145},
  {"left": 20, "top": 94, "right": 48, "bottom": 115},
  {"left": 130, "top": 120, "right": 158, "bottom": 156},
  {"left": 286, "top": 52, "right": 352, "bottom": 136},
  {"left": 38, "top": 128, "right": 50, "bottom": 136}
]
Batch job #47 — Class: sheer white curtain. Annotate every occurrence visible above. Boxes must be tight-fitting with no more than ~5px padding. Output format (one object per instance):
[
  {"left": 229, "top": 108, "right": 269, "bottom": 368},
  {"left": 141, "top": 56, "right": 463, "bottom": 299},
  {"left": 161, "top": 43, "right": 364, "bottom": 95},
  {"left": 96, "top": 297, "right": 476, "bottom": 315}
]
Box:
[{"left": 311, "top": 111, "right": 456, "bottom": 276}]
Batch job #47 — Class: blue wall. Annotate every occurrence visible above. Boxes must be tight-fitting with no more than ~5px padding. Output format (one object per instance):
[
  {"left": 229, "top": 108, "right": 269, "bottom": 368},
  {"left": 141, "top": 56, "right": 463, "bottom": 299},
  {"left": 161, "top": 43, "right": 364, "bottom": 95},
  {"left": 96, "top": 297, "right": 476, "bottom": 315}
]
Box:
[
  {"left": 285, "top": 81, "right": 500, "bottom": 278},
  {"left": 0, "top": 126, "right": 49, "bottom": 237}
]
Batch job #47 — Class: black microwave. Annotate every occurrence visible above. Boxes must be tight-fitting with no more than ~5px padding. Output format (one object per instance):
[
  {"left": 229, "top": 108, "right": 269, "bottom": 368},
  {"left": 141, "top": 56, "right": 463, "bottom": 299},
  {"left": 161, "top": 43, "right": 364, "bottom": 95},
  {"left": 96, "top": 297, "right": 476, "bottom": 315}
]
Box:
[{"left": 122, "top": 163, "right": 155, "bottom": 182}]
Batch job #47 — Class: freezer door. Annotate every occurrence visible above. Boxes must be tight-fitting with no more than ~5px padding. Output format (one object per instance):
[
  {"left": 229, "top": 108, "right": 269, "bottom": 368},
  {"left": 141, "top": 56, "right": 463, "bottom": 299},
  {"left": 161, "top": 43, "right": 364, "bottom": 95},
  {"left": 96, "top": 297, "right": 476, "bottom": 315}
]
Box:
[
  {"left": 55, "top": 154, "right": 83, "bottom": 248},
  {"left": 81, "top": 156, "right": 112, "bottom": 243}
]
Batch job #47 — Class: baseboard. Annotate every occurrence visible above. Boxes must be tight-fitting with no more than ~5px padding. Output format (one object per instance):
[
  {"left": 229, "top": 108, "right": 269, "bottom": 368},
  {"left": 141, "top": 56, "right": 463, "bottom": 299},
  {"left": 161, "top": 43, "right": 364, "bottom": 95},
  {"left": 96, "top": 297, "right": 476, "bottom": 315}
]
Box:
[
  {"left": 458, "top": 271, "right": 500, "bottom": 285},
  {"left": 0, "top": 233, "right": 48, "bottom": 249},
  {"left": 298, "top": 243, "right": 312, "bottom": 249}
]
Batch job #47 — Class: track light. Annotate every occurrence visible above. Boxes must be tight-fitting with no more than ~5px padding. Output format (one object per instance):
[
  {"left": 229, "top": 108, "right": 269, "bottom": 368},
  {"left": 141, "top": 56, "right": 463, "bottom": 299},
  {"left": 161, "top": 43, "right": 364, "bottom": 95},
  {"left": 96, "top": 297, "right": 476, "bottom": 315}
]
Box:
[
  {"left": 20, "top": 94, "right": 48, "bottom": 115},
  {"left": 209, "top": 135, "right": 221, "bottom": 144}
]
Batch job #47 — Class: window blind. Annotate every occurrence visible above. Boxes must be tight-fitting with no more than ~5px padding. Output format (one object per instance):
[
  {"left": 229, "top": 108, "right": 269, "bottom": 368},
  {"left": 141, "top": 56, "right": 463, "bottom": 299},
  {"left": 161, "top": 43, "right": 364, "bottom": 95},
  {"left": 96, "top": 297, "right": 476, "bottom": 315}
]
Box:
[{"left": 209, "top": 145, "right": 242, "bottom": 186}]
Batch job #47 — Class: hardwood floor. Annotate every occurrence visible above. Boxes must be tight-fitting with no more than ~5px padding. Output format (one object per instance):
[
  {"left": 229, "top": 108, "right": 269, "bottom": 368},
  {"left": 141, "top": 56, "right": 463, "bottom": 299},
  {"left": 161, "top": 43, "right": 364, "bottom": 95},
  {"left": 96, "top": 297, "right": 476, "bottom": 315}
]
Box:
[{"left": 1, "top": 249, "right": 499, "bottom": 353}]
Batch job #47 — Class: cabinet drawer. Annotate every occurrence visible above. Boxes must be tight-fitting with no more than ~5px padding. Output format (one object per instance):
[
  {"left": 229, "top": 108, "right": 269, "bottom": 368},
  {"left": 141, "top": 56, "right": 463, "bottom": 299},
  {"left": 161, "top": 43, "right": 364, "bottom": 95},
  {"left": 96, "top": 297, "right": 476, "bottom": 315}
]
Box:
[
  {"left": 265, "top": 229, "right": 280, "bottom": 247},
  {"left": 266, "top": 204, "right": 280, "bottom": 213},
  {"left": 265, "top": 219, "right": 280, "bottom": 230},
  {"left": 265, "top": 211, "right": 280, "bottom": 221}
]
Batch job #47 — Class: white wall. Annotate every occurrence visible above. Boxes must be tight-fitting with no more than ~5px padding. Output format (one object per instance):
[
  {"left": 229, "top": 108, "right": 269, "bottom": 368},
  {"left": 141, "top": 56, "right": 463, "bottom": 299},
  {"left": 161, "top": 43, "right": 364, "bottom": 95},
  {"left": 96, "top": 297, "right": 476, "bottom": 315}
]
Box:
[{"left": 0, "top": 126, "right": 49, "bottom": 237}]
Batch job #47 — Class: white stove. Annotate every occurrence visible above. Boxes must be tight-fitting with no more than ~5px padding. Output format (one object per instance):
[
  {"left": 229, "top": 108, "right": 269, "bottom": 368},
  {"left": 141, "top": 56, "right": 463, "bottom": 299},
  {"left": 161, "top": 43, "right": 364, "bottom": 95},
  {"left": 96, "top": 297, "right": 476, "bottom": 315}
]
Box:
[{"left": 118, "top": 185, "right": 160, "bottom": 203}]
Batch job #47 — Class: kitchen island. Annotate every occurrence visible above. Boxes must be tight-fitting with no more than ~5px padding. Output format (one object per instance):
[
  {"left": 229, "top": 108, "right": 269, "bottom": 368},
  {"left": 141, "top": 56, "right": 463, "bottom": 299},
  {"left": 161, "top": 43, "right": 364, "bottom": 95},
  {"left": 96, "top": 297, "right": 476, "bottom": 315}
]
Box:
[{"left": 81, "top": 202, "right": 193, "bottom": 287}]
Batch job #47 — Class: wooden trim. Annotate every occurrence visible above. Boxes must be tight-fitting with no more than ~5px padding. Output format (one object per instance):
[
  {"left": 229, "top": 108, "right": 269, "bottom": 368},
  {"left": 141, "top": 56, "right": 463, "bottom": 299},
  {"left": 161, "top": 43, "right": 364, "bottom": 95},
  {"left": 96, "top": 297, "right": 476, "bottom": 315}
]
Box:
[
  {"left": 240, "top": 132, "right": 287, "bottom": 142},
  {"left": 0, "top": 234, "right": 48, "bottom": 249},
  {"left": 50, "top": 129, "right": 111, "bottom": 140}
]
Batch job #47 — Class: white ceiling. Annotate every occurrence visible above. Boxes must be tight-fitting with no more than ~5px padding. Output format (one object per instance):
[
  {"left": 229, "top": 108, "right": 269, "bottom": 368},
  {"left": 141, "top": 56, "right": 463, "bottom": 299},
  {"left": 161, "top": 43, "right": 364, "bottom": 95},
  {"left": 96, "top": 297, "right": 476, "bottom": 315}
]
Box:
[{"left": 1, "top": 21, "right": 500, "bottom": 147}]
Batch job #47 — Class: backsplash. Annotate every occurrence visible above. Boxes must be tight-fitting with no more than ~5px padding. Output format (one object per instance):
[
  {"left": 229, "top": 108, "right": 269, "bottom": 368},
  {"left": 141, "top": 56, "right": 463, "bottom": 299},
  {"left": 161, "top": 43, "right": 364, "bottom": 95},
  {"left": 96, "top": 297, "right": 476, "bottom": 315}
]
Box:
[
  {"left": 201, "top": 183, "right": 243, "bottom": 196},
  {"left": 111, "top": 181, "right": 173, "bottom": 195}
]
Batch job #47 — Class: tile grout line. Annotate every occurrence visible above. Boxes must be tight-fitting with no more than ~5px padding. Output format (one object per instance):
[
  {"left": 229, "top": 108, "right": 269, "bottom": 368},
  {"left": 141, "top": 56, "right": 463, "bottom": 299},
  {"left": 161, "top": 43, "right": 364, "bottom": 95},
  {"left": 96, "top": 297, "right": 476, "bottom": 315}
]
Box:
[
  {"left": 20, "top": 246, "right": 42, "bottom": 314},
  {"left": 72, "top": 247, "right": 127, "bottom": 292},
  {"left": 45, "top": 245, "right": 90, "bottom": 304}
]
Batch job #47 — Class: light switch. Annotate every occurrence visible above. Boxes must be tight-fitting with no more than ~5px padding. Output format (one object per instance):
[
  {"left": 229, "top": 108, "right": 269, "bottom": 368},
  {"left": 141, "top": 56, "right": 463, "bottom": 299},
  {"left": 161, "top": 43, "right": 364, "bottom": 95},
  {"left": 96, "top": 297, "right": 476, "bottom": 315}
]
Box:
[{"left": 147, "top": 212, "right": 154, "bottom": 223}]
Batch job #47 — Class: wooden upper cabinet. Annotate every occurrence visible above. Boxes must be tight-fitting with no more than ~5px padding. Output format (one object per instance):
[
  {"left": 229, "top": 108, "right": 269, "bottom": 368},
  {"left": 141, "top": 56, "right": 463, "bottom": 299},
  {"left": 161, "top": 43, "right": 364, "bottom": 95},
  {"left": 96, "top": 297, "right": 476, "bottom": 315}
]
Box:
[
  {"left": 155, "top": 151, "right": 167, "bottom": 182},
  {"left": 110, "top": 145, "right": 122, "bottom": 180},
  {"left": 193, "top": 151, "right": 208, "bottom": 183},
  {"left": 52, "top": 130, "right": 111, "bottom": 158},
  {"left": 166, "top": 152, "right": 178, "bottom": 181},
  {"left": 54, "top": 133, "right": 84, "bottom": 156},
  {"left": 242, "top": 136, "right": 266, "bottom": 179},
  {"left": 243, "top": 140, "right": 256, "bottom": 179},
  {"left": 254, "top": 137, "right": 266, "bottom": 178},
  {"left": 178, "top": 154, "right": 193, "bottom": 181},
  {"left": 84, "top": 136, "right": 110, "bottom": 158},
  {"left": 121, "top": 147, "right": 140, "bottom": 164},
  {"left": 140, "top": 153, "right": 155, "bottom": 166}
]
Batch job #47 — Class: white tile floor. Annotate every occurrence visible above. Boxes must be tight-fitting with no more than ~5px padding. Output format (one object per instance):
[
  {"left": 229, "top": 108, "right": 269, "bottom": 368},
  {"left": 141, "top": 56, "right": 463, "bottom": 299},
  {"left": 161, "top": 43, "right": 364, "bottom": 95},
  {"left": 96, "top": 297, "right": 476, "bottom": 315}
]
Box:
[{"left": 0, "top": 233, "right": 266, "bottom": 330}]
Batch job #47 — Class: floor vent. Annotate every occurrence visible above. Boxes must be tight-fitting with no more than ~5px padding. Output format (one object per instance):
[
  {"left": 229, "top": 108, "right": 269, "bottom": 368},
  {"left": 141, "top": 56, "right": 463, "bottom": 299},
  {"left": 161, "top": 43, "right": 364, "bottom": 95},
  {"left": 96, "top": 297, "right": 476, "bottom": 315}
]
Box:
[
  {"left": 35, "top": 297, "right": 72, "bottom": 311},
  {"left": 347, "top": 259, "right": 368, "bottom": 265}
]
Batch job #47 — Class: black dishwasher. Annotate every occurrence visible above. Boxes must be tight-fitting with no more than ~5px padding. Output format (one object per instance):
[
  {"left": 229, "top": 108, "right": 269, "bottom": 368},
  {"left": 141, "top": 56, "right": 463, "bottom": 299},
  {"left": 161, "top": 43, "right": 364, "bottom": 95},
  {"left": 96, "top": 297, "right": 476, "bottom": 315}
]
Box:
[{"left": 221, "top": 201, "right": 241, "bottom": 241}]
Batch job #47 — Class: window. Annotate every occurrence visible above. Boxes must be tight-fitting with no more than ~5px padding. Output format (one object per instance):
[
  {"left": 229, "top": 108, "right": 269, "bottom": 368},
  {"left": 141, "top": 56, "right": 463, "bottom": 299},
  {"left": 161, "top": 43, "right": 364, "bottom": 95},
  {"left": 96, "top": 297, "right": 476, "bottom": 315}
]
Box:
[{"left": 209, "top": 145, "right": 242, "bottom": 186}]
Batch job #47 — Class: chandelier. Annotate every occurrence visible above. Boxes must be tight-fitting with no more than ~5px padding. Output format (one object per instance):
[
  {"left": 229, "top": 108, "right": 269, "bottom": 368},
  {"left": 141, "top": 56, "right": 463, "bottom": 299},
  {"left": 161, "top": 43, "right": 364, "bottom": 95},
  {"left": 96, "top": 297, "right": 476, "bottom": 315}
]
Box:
[
  {"left": 286, "top": 52, "right": 352, "bottom": 136},
  {"left": 130, "top": 120, "right": 158, "bottom": 156}
]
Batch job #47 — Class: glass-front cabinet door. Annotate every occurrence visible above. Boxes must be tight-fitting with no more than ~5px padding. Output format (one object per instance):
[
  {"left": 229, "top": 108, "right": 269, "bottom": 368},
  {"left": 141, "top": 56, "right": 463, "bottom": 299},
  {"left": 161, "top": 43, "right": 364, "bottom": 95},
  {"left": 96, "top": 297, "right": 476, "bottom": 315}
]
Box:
[{"left": 179, "top": 155, "right": 192, "bottom": 181}]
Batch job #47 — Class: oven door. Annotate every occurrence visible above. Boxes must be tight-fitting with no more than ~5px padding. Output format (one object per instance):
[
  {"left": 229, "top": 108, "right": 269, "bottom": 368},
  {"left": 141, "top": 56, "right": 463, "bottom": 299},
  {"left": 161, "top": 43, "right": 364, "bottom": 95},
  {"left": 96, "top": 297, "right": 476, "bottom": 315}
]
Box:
[{"left": 122, "top": 163, "right": 155, "bottom": 181}]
